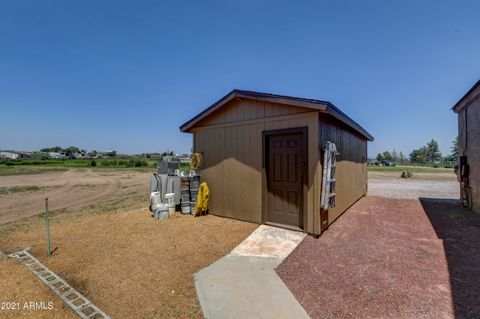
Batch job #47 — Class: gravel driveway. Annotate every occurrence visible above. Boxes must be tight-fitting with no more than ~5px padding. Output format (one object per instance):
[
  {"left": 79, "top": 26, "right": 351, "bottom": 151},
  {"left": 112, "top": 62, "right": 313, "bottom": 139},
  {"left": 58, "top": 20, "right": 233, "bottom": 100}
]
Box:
[
  {"left": 368, "top": 172, "right": 459, "bottom": 199},
  {"left": 277, "top": 196, "right": 480, "bottom": 318}
]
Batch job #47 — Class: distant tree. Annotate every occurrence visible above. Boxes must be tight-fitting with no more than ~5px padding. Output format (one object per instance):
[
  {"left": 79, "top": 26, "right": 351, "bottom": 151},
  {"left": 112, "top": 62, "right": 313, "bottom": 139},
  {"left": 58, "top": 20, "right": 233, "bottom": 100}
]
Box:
[
  {"left": 31, "top": 152, "right": 50, "bottom": 160},
  {"left": 426, "top": 139, "right": 441, "bottom": 163},
  {"left": 421, "top": 147, "right": 427, "bottom": 163},
  {"left": 449, "top": 137, "right": 459, "bottom": 162},
  {"left": 410, "top": 146, "right": 428, "bottom": 164},
  {"left": 382, "top": 151, "right": 393, "bottom": 161},
  {"left": 40, "top": 146, "right": 63, "bottom": 153},
  {"left": 399, "top": 151, "right": 405, "bottom": 164},
  {"left": 376, "top": 150, "right": 400, "bottom": 162},
  {"left": 391, "top": 149, "right": 399, "bottom": 162},
  {"left": 105, "top": 150, "right": 117, "bottom": 157},
  {"left": 65, "top": 146, "right": 80, "bottom": 155}
]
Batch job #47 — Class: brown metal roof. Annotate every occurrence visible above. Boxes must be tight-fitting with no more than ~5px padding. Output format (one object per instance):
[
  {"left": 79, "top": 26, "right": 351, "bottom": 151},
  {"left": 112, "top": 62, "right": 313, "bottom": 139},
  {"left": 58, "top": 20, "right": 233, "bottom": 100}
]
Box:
[
  {"left": 452, "top": 79, "right": 480, "bottom": 113},
  {"left": 180, "top": 89, "right": 374, "bottom": 141}
]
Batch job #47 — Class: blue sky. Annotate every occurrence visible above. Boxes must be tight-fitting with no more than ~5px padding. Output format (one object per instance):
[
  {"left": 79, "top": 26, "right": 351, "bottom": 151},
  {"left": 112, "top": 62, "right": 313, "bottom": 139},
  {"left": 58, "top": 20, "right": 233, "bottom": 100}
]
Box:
[{"left": 1, "top": 0, "right": 479, "bottom": 156}]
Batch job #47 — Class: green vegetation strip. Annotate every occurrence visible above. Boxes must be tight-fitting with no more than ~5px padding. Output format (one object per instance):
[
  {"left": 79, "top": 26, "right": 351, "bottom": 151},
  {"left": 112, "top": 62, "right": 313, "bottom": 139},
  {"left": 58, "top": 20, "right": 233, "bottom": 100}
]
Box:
[
  {"left": 0, "top": 185, "right": 52, "bottom": 195},
  {"left": 0, "top": 166, "right": 68, "bottom": 176},
  {"left": 0, "top": 158, "right": 154, "bottom": 168}
]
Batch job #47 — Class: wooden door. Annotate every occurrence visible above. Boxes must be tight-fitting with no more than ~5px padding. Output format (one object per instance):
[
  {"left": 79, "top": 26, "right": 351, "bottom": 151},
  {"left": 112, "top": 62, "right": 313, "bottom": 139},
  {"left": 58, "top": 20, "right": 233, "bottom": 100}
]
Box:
[{"left": 266, "top": 132, "right": 304, "bottom": 228}]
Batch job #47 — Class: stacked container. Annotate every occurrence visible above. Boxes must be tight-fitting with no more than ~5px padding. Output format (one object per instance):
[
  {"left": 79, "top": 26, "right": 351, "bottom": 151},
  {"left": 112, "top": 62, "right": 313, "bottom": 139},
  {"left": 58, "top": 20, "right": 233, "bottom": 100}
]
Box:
[
  {"left": 180, "top": 177, "right": 191, "bottom": 214},
  {"left": 179, "top": 175, "right": 200, "bottom": 215},
  {"left": 164, "top": 193, "right": 176, "bottom": 218},
  {"left": 189, "top": 176, "right": 200, "bottom": 214}
]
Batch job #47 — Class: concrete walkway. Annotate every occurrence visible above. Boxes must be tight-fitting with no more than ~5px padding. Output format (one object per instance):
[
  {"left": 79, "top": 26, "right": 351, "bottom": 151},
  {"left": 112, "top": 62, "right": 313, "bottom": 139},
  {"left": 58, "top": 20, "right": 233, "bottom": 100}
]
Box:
[{"left": 195, "top": 225, "right": 309, "bottom": 319}]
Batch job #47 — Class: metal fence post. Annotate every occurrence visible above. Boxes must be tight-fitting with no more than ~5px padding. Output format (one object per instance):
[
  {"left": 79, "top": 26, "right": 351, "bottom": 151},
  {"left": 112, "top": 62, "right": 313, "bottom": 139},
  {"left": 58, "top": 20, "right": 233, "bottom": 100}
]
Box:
[{"left": 45, "top": 198, "right": 51, "bottom": 256}]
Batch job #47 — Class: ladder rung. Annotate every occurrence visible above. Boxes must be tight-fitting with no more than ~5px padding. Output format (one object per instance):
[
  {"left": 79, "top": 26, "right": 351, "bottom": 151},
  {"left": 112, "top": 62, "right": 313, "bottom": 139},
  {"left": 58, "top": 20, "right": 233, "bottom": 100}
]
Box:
[{"left": 329, "top": 193, "right": 336, "bottom": 197}]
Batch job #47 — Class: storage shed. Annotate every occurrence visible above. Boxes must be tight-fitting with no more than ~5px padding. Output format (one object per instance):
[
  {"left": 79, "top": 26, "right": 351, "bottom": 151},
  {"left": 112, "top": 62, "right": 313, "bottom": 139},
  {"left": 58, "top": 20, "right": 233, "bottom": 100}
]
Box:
[
  {"left": 180, "top": 90, "right": 374, "bottom": 235},
  {"left": 453, "top": 79, "right": 480, "bottom": 214}
]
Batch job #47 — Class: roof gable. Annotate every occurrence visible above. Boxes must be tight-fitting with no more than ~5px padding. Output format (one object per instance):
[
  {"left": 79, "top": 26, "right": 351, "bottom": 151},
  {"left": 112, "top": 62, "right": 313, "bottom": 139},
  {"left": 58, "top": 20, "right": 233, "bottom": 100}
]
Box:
[{"left": 180, "top": 89, "right": 374, "bottom": 141}]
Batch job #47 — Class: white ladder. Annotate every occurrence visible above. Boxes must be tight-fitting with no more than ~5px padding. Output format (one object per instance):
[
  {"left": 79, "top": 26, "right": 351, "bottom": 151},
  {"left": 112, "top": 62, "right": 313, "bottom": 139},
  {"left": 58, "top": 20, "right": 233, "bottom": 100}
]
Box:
[
  {"left": 9, "top": 250, "right": 111, "bottom": 319},
  {"left": 321, "top": 141, "right": 339, "bottom": 210}
]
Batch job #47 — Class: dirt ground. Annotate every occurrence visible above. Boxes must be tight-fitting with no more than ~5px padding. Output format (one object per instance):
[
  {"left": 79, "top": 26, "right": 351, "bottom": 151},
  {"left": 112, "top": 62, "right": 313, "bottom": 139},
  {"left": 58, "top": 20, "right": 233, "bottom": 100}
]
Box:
[
  {"left": 368, "top": 171, "right": 459, "bottom": 199},
  {"left": 0, "top": 169, "right": 150, "bottom": 225},
  {"left": 0, "top": 259, "right": 76, "bottom": 319},
  {"left": 0, "top": 209, "right": 257, "bottom": 318},
  {"left": 277, "top": 196, "right": 480, "bottom": 318}
]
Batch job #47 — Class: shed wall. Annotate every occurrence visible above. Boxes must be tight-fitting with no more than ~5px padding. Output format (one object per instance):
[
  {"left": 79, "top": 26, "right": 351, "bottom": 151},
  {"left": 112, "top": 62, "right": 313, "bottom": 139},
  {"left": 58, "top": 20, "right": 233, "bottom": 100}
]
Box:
[
  {"left": 193, "top": 99, "right": 320, "bottom": 234},
  {"left": 458, "top": 98, "right": 480, "bottom": 214},
  {"left": 318, "top": 115, "right": 368, "bottom": 225},
  {"left": 191, "top": 99, "right": 368, "bottom": 234},
  {"left": 195, "top": 98, "right": 311, "bottom": 127}
]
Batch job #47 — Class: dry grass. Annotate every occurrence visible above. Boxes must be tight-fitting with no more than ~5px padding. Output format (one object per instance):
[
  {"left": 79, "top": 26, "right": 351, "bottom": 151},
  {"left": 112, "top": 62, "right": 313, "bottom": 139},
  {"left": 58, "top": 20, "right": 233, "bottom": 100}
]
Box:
[
  {"left": 0, "top": 185, "right": 54, "bottom": 195},
  {"left": 0, "top": 168, "right": 150, "bottom": 225},
  {"left": 0, "top": 259, "right": 76, "bottom": 319},
  {"left": 0, "top": 209, "right": 257, "bottom": 318}
]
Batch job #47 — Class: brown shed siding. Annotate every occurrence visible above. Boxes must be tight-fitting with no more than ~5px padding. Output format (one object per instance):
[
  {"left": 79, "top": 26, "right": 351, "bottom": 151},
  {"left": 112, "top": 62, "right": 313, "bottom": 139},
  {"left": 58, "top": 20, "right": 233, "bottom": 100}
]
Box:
[
  {"left": 318, "top": 115, "right": 368, "bottom": 225},
  {"left": 185, "top": 91, "right": 371, "bottom": 235},
  {"left": 195, "top": 98, "right": 311, "bottom": 127},
  {"left": 193, "top": 99, "right": 320, "bottom": 233}
]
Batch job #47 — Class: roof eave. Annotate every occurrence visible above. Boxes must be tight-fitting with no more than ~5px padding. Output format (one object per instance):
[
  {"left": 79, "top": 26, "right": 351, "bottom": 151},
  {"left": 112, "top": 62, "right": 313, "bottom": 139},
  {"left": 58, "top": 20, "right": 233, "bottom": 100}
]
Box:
[
  {"left": 452, "top": 79, "right": 480, "bottom": 113},
  {"left": 323, "top": 103, "right": 374, "bottom": 141},
  {"left": 180, "top": 90, "right": 237, "bottom": 133},
  {"left": 179, "top": 89, "right": 374, "bottom": 142}
]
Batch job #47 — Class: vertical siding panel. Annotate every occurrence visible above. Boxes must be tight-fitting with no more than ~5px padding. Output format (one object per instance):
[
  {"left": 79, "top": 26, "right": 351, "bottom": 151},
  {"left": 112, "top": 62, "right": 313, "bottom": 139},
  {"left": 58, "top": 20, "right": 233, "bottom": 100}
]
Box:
[
  {"left": 258, "top": 101, "right": 266, "bottom": 119},
  {"left": 218, "top": 129, "right": 225, "bottom": 216},
  {"left": 247, "top": 124, "right": 256, "bottom": 218},
  {"left": 237, "top": 100, "right": 246, "bottom": 122},
  {"left": 308, "top": 113, "right": 318, "bottom": 234},
  {"left": 271, "top": 102, "right": 279, "bottom": 116},
  {"left": 256, "top": 123, "right": 263, "bottom": 219},
  {"left": 246, "top": 99, "right": 253, "bottom": 121},
  {"left": 317, "top": 113, "right": 368, "bottom": 228},
  {"left": 264, "top": 101, "right": 272, "bottom": 118},
  {"left": 218, "top": 128, "right": 226, "bottom": 216},
  {"left": 225, "top": 101, "right": 233, "bottom": 123},
  {"left": 275, "top": 103, "right": 284, "bottom": 116},
  {"left": 224, "top": 126, "right": 232, "bottom": 217},
  {"left": 194, "top": 99, "right": 368, "bottom": 233},
  {"left": 216, "top": 108, "right": 225, "bottom": 125}
]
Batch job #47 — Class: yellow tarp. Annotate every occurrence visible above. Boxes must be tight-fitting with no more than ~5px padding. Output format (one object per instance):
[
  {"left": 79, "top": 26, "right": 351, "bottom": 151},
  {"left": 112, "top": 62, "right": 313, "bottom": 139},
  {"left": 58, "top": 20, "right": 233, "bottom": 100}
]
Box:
[{"left": 194, "top": 182, "right": 209, "bottom": 216}]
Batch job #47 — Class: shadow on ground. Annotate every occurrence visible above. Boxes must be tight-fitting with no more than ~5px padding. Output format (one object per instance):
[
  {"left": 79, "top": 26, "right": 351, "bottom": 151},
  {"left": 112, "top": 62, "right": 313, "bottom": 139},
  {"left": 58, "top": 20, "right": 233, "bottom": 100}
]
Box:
[
  {"left": 276, "top": 196, "right": 480, "bottom": 318},
  {"left": 419, "top": 198, "right": 480, "bottom": 318}
]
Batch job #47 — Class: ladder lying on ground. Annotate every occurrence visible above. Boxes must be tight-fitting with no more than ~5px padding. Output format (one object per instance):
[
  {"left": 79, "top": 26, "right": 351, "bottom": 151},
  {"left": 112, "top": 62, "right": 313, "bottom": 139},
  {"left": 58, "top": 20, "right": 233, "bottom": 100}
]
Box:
[
  {"left": 9, "top": 250, "right": 110, "bottom": 319},
  {"left": 320, "top": 142, "right": 339, "bottom": 230}
]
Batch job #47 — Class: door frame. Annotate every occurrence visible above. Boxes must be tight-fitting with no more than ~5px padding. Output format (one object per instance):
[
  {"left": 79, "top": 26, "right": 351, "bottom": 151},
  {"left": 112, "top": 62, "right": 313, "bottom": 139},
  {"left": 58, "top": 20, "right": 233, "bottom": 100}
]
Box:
[{"left": 262, "top": 127, "right": 308, "bottom": 231}]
